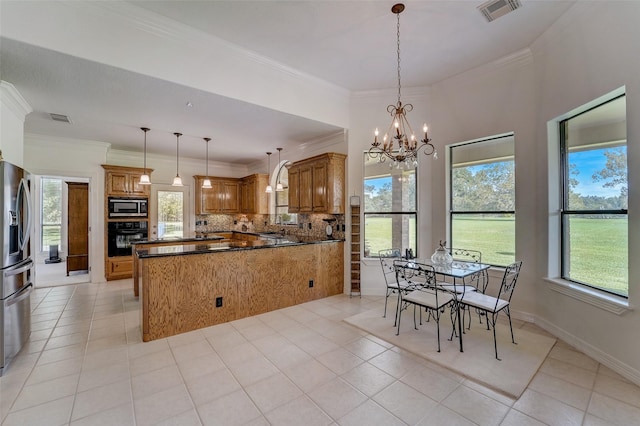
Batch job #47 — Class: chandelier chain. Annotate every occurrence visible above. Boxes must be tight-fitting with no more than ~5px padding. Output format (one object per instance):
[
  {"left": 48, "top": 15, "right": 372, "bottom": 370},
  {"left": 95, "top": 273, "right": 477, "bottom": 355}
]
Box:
[{"left": 396, "top": 11, "right": 402, "bottom": 105}]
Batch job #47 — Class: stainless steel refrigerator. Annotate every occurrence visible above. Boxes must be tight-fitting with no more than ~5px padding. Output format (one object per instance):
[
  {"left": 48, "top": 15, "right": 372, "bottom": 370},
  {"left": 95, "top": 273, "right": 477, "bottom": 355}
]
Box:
[{"left": 0, "top": 161, "right": 34, "bottom": 376}]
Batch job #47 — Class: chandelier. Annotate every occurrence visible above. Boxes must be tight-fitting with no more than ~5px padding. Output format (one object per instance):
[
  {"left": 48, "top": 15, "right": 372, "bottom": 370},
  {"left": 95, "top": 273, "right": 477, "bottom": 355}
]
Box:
[{"left": 368, "top": 3, "right": 436, "bottom": 168}]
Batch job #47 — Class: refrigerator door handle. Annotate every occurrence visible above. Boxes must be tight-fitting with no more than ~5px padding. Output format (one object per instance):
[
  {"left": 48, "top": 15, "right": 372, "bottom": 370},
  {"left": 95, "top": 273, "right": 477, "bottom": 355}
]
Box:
[
  {"left": 17, "top": 178, "right": 32, "bottom": 252},
  {"left": 6, "top": 283, "right": 33, "bottom": 307},
  {"left": 3, "top": 259, "right": 34, "bottom": 278}
]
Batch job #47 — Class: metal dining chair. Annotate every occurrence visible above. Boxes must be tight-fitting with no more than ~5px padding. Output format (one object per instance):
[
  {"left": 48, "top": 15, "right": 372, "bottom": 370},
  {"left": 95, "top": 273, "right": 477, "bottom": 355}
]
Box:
[
  {"left": 459, "top": 261, "right": 523, "bottom": 360},
  {"left": 394, "top": 260, "right": 454, "bottom": 352},
  {"left": 378, "top": 249, "right": 409, "bottom": 324}
]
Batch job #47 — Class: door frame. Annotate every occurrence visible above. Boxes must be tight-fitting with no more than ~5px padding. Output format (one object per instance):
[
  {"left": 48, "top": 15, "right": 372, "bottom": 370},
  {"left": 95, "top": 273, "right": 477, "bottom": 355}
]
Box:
[{"left": 150, "top": 184, "right": 191, "bottom": 240}]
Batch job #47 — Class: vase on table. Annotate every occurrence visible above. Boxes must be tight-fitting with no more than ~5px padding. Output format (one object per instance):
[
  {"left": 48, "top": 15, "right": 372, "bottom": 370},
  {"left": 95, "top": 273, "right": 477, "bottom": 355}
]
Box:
[{"left": 431, "top": 240, "right": 453, "bottom": 266}]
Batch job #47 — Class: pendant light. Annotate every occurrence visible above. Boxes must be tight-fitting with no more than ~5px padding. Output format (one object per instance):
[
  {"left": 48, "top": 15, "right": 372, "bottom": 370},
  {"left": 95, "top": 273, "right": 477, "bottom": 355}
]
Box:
[
  {"left": 172, "top": 132, "right": 183, "bottom": 186},
  {"left": 139, "top": 127, "right": 151, "bottom": 185},
  {"left": 202, "top": 137, "right": 212, "bottom": 189},
  {"left": 275, "top": 147, "right": 284, "bottom": 192},
  {"left": 265, "top": 152, "right": 273, "bottom": 193}
]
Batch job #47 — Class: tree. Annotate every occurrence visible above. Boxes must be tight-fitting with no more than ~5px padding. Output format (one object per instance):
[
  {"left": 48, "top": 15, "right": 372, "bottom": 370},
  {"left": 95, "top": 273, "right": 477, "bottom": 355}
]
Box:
[
  {"left": 42, "top": 178, "right": 62, "bottom": 225},
  {"left": 452, "top": 161, "right": 514, "bottom": 211},
  {"left": 592, "top": 147, "right": 627, "bottom": 208}
]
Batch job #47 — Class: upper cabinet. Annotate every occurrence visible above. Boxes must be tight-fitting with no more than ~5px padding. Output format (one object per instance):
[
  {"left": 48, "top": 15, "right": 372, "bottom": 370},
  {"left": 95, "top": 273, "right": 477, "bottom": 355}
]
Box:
[
  {"left": 102, "top": 165, "right": 151, "bottom": 197},
  {"left": 287, "top": 153, "right": 346, "bottom": 214},
  {"left": 240, "top": 174, "right": 269, "bottom": 214},
  {"left": 194, "top": 176, "right": 241, "bottom": 214}
]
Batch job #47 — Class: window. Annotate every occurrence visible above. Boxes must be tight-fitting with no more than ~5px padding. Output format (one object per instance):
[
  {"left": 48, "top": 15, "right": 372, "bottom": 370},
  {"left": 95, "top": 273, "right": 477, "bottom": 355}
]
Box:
[
  {"left": 41, "top": 177, "right": 62, "bottom": 251},
  {"left": 157, "top": 190, "right": 184, "bottom": 239},
  {"left": 363, "top": 154, "right": 416, "bottom": 257},
  {"left": 449, "top": 135, "right": 515, "bottom": 266},
  {"left": 559, "top": 94, "right": 627, "bottom": 297},
  {"left": 274, "top": 164, "right": 297, "bottom": 225}
]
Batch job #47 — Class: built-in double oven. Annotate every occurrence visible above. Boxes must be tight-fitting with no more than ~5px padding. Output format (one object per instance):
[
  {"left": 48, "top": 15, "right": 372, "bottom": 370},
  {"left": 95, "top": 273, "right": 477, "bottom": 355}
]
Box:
[{"left": 107, "top": 221, "right": 148, "bottom": 257}]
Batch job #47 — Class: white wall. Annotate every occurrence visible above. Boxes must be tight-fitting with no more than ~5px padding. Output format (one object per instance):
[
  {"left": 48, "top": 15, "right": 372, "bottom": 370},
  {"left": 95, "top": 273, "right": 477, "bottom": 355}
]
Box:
[
  {"left": 529, "top": 1, "right": 640, "bottom": 380},
  {"left": 430, "top": 48, "right": 538, "bottom": 317},
  {"left": 348, "top": 86, "right": 434, "bottom": 295},
  {"left": 24, "top": 135, "right": 109, "bottom": 282}
]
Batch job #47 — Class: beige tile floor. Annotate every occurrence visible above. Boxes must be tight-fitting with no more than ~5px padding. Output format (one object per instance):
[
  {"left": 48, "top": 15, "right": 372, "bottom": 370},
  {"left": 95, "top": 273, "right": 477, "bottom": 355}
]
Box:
[{"left": 2, "top": 280, "right": 640, "bottom": 425}]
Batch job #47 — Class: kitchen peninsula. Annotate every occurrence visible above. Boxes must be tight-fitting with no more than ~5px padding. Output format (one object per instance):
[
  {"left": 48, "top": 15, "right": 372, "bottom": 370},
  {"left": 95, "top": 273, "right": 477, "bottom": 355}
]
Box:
[{"left": 135, "top": 234, "right": 344, "bottom": 341}]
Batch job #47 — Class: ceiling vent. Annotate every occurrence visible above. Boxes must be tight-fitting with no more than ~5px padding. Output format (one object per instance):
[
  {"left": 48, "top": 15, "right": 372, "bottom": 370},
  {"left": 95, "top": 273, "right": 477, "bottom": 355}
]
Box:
[
  {"left": 49, "top": 113, "right": 72, "bottom": 124},
  {"left": 478, "top": 0, "right": 521, "bottom": 22}
]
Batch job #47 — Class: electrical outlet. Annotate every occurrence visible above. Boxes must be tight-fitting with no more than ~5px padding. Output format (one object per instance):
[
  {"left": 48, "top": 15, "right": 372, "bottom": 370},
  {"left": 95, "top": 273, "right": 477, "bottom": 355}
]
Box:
[
  {"left": 341, "top": 224, "right": 345, "bottom": 232},
  {"left": 308, "top": 280, "right": 314, "bottom": 288},
  {"left": 215, "top": 296, "right": 223, "bottom": 307}
]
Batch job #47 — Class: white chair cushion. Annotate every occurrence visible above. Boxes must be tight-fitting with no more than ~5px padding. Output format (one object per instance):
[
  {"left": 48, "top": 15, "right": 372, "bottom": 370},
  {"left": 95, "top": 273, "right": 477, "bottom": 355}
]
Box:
[
  {"left": 460, "top": 291, "right": 508, "bottom": 312},
  {"left": 403, "top": 290, "right": 453, "bottom": 310}
]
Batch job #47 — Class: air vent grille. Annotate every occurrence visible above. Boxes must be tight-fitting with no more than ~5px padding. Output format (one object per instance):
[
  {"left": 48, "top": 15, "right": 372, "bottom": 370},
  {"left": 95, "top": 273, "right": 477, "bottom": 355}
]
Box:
[
  {"left": 49, "top": 113, "right": 72, "bottom": 123},
  {"left": 478, "top": 0, "right": 521, "bottom": 22}
]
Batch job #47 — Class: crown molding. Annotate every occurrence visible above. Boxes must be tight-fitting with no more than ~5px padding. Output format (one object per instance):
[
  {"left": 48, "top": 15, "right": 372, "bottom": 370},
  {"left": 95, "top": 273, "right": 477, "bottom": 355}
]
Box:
[{"left": 0, "top": 81, "right": 33, "bottom": 119}]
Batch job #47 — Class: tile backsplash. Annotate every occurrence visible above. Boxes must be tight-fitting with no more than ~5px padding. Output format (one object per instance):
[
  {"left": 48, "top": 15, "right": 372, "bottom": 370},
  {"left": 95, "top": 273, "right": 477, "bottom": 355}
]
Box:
[{"left": 195, "top": 213, "right": 345, "bottom": 240}]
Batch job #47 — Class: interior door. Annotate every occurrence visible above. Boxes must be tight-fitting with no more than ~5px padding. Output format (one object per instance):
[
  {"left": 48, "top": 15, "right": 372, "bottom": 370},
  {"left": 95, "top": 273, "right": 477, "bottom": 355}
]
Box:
[{"left": 150, "top": 184, "right": 191, "bottom": 240}]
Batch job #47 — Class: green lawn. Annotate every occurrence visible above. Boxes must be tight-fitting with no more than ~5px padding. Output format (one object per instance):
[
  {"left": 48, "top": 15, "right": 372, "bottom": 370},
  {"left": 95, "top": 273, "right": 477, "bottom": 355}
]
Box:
[
  {"left": 42, "top": 225, "right": 61, "bottom": 251},
  {"left": 364, "top": 215, "right": 627, "bottom": 296}
]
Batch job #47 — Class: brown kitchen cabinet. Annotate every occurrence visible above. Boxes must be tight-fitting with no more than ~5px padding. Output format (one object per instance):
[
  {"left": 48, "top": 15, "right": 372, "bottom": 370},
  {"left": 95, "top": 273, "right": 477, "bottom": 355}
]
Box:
[
  {"left": 287, "top": 167, "right": 300, "bottom": 213},
  {"left": 240, "top": 174, "right": 269, "bottom": 214},
  {"left": 102, "top": 165, "right": 151, "bottom": 197},
  {"left": 194, "top": 176, "right": 241, "bottom": 214},
  {"left": 107, "top": 256, "right": 133, "bottom": 280},
  {"left": 102, "top": 165, "right": 151, "bottom": 281},
  {"left": 287, "top": 152, "right": 346, "bottom": 214}
]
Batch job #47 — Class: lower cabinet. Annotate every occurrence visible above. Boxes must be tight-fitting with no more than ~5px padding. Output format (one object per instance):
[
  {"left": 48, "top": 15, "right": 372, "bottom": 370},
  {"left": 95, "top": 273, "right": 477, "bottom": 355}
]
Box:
[{"left": 107, "top": 256, "right": 133, "bottom": 280}]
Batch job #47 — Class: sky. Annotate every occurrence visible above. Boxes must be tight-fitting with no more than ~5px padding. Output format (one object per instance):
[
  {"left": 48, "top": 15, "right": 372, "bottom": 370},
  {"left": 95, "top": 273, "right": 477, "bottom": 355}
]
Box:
[{"left": 570, "top": 148, "right": 625, "bottom": 198}]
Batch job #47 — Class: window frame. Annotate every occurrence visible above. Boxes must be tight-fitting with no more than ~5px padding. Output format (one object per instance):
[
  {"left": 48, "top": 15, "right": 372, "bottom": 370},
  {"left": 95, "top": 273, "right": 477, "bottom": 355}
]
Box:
[
  {"left": 363, "top": 152, "right": 418, "bottom": 258},
  {"left": 558, "top": 93, "right": 628, "bottom": 298},
  {"left": 273, "top": 162, "right": 297, "bottom": 225},
  {"left": 448, "top": 134, "right": 516, "bottom": 267}
]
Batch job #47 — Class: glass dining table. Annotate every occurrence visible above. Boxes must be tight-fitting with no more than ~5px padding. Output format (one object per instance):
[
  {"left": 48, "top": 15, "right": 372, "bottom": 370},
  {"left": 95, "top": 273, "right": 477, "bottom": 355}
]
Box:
[{"left": 407, "top": 259, "right": 491, "bottom": 352}]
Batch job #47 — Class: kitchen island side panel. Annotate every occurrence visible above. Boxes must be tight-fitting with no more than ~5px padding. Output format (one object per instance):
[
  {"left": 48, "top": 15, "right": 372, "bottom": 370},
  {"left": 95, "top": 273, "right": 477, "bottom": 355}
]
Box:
[{"left": 141, "top": 242, "right": 343, "bottom": 341}]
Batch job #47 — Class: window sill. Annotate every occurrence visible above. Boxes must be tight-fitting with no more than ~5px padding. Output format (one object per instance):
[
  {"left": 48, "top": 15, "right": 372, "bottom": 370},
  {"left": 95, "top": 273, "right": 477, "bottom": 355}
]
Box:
[{"left": 544, "top": 277, "right": 632, "bottom": 315}]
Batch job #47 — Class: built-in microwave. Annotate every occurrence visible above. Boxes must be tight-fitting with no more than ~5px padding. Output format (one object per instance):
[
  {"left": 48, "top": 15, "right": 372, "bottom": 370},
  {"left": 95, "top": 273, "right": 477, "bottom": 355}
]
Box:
[{"left": 108, "top": 197, "right": 148, "bottom": 218}]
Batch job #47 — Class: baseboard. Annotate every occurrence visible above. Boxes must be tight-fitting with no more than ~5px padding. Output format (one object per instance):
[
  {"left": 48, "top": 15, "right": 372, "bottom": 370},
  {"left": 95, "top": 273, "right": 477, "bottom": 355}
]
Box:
[{"left": 533, "top": 314, "right": 640, "bottom": 388}]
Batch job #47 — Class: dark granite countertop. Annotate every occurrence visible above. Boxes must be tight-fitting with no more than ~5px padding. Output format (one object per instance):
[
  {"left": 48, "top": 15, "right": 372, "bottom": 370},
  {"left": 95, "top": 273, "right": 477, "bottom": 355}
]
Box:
[
  {"left": 134, "top": 235, "right": 225, "bottom": 245},
  {"left": 136, "top": 237, "right": 343, "bottom": 258}
]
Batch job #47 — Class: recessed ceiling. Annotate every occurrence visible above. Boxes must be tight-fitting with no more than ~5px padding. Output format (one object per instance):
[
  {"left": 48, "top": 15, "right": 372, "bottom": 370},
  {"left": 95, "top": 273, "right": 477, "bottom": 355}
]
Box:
[{"left": 0, "top": 0, "right": 577, "bottom": 164}]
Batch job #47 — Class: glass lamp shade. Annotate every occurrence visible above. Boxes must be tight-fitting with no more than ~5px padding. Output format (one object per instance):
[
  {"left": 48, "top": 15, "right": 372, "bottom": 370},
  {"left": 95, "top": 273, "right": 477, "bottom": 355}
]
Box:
[
  {"left": 139, "top": 174, "right": 151, "bottom": 185},
  {"left": 265, "top": 185, "right": 273, "bottom": 194},
  {"left": 202, "top": 178, "right": 212, "bottom": 189},
  {"left": 172, "top": 175, "right": 183, "bottom": 186},
  {"left": 276, "top": 182, "right": 284, "bottom": 192}
]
